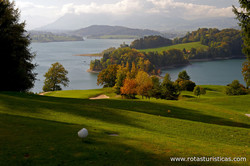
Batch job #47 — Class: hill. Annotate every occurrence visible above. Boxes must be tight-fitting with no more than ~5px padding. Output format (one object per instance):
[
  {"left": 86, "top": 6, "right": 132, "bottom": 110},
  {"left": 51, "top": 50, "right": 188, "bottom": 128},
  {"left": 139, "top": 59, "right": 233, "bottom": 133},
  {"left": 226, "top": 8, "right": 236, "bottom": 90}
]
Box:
[
  {"left": 0, "top": 86, "right": 249, "bottom": 165},
  {"left": 140, "top": 42, "right": 209, "bottom": 53},
  {"left": 70, "top": 25, "right": 162, "bottom": 39},
  {"left": 29, "top": 31, "right": 83, "bottom": 43}
]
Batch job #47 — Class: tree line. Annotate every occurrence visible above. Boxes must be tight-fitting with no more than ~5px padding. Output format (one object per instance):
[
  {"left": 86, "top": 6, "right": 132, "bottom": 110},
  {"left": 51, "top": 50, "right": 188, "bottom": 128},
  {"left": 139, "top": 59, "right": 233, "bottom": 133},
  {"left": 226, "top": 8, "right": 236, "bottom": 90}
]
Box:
[
  {"left": 97, "top": 63, "right": 199, "bottom": 99},
  {"left": 174, "top": 28, "right": 244, "bottom": 59},
  {"left": 130, "top": 35, "right": 172, "bottom": 49},
  {"left": 90, "top": 47, "right": 189, "bottom": 75}
]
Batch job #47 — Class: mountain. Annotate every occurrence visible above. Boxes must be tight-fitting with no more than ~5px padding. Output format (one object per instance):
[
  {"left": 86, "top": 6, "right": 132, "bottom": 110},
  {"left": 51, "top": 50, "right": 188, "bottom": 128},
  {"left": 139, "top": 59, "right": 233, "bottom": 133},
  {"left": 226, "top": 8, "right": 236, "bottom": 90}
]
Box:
[
  {"left": 70, "top": 25, "right": 162, "bottom": 38},
  {"left": 37, "top": 13, "right": 238, "bottom": 32}
]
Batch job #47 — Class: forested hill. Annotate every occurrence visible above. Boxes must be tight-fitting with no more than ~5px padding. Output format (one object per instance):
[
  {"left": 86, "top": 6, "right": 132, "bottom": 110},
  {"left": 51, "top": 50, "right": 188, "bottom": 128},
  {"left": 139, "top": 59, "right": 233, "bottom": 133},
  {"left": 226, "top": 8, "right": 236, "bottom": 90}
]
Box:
[
  {"left": 89, "top": 28, "right": 245, "bottom": 74},
  {"left": 29, "top": 31, "right": 83, "bottom": 43},
  {"left": 71, "top": 25, "right": 162, "bottom": 39},
  {"left": 173, "top": 28, "right": 244, "bottom": 59}
]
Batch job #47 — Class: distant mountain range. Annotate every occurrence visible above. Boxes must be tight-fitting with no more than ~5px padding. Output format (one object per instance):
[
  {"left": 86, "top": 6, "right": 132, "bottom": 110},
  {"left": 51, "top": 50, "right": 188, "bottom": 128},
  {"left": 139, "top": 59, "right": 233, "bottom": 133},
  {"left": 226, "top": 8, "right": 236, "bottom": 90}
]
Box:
[
  {"left": 36, "top": 13, "right": 239, "bottom": 32},
  {"left": 70, "top": 25, "right": 162, "bottom": 38}
]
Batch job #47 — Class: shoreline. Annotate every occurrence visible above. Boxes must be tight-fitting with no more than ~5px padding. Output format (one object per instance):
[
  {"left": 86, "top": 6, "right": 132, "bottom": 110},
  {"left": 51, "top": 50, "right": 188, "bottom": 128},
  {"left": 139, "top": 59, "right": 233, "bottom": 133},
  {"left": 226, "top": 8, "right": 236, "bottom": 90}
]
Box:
[
  {"left": 87, "top": 69, "right": 100, "bottom": 73},
  {"left": 74, "top": 53, "right": 102, "bottom": 57},
  {"left": 159, "top": 63, "right": 190, "bottom": 70},
  {"left": 86, "top": 56, "right": 246, "bottom": 73},
  {"left": 189, "top": 56, "right": 245, "bottom": 62}
]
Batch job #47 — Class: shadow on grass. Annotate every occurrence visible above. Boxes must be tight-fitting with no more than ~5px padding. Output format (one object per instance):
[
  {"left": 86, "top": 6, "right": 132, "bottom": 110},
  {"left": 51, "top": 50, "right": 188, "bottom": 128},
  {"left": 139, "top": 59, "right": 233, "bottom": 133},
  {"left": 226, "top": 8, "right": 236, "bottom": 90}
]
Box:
[
  {"left": 85, "top": 99, "right": 250, "bottom": 129},
  {"left": 0, "top": 92, "right": 146, "bottom": 130},
  {"left": 181, "top": 95, "right": 195, "bottom": 98},
  {"left": 0, "top": 113, "right": 237, "bottom": 166},
  {"left": 1, "top": 92, "right": 249, "bottom": 131}
]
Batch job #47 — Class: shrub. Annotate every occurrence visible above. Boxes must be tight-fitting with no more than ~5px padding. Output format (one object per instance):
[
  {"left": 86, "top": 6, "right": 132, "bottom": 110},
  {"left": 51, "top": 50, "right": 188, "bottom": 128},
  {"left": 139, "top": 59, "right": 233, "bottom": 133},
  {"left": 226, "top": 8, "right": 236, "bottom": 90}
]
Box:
[
  {"left": 225, "top": 80, "right": 247, "bottom": 95},
  {"left": 178, "top": 80, "right": 196, "bottom": 91},
  {"left": 193, "top": 86, "right": 206, "bottom": 97}
]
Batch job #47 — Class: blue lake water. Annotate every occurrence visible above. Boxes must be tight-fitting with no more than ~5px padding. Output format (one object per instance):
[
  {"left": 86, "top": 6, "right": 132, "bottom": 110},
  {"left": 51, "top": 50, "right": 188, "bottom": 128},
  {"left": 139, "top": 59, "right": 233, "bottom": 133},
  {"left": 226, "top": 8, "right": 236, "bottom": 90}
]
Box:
[
  {"left": 31, "top": 39, "right": 134, "bottom": 93},
  {"left": 30, "top": 40, "right": 246, "bottom": 93}
]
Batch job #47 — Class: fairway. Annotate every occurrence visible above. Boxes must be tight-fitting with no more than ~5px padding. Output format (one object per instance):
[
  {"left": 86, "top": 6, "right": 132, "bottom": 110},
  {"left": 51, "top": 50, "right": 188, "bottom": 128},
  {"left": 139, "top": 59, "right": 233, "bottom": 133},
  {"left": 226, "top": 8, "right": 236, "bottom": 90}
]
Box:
[
  {"left": 0, "top": 86, "right": 249, "bottom": 165},
  {"left": 140, "top": 42, "right": 209, "bottom": 53}
]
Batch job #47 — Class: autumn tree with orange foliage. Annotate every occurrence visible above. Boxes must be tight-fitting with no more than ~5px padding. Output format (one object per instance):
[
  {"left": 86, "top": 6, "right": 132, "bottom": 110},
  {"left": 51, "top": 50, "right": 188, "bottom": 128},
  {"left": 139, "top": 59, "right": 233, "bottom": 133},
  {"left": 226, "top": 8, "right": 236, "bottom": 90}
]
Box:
[{"left": 120, "top": 78, "right": 137, "bottom": 98}]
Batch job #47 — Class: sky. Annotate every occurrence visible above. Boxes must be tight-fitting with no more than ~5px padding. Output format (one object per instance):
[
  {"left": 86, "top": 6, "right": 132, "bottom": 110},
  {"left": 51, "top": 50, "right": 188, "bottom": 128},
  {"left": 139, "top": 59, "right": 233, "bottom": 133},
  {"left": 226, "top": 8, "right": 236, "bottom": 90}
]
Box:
[{"left": 11, "top": 0, "right": 240, "bottom": 30}]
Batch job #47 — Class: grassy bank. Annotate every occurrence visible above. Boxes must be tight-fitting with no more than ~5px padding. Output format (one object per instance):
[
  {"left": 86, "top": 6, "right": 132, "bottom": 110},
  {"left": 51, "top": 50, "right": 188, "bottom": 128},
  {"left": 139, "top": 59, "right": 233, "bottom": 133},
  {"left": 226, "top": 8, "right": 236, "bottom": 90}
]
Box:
[
  {"left": 140, "top": 42, "right": 209, "bottom": 53},
  {"left": 0, "top": 85, "right": 249, "bottom": 165}
]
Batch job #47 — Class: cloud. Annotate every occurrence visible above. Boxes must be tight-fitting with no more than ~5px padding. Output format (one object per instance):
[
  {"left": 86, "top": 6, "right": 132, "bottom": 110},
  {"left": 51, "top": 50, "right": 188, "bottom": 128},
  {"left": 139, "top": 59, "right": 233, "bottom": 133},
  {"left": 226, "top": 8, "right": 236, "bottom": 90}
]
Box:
[
  {"left": 147, "top": 0, "right": 235, "bottom": 19},
  {"left": 14, "top": 0, "right": 236, "bottom": 29},
  {"left": 59, "top": 0, "right": 142, "bottom": 16}
]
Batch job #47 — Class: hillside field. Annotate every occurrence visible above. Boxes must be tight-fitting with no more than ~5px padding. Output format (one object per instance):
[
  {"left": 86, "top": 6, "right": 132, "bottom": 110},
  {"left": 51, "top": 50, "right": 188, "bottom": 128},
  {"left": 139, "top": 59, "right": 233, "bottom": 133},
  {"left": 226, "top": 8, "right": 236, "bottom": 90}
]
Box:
[
  {"left": 140, "top": 42, "right": 209, "bottom": 53},
  {"left": 0, "top": 85, "right": 249, "bottom": 165}
]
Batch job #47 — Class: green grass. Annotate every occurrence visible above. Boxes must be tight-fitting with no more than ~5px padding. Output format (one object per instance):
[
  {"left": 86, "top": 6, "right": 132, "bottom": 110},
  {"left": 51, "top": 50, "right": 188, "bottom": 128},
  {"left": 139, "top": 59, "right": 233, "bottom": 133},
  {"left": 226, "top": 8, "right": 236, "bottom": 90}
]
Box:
[
  {"left": 0, "top": 86, "right": 249, "bottom": 165},
  {"left": 140, "top": 42, "right": 209, "bottom": 53}
]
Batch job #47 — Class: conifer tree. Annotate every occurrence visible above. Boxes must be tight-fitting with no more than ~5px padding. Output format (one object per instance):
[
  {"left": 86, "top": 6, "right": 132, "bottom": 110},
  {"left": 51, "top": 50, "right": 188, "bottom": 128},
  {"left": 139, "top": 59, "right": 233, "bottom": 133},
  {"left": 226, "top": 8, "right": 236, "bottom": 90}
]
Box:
[
  {"left": 0, "top": 0, "right": 36, "bottom": 91},
  {"left": 233, "top": 0, "right": 250, "bottom": 87},
  {"left": 233, "top": 1, "right": 250, "bottom": 60}
]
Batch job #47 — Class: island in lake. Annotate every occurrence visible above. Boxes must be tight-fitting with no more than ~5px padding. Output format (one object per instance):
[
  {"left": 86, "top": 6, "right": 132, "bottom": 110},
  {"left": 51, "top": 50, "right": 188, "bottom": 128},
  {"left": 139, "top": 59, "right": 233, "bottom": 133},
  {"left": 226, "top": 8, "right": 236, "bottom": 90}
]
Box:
[{"left": 87, "top": 28, "right": 245, "bottom": 74}]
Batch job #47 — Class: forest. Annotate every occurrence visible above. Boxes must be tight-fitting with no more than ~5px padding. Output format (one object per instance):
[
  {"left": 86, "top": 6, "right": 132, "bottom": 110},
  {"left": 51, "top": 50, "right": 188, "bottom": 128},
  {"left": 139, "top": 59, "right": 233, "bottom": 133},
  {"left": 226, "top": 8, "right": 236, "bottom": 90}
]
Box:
[
  {"left": 90, "top": 47, "right": 189, "bottom": 74},
  {"left": 90, "top": 28, "right": 244, "bottom": 75},
  {"left": 173, "top": 28, "right": 244, "bottom": 59}
]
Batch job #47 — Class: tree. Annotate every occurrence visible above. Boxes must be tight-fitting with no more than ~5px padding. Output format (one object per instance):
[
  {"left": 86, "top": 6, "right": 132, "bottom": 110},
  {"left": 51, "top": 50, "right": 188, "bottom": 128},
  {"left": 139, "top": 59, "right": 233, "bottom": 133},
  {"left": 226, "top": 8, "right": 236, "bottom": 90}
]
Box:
[
  {"left": 149, "top": 76, "right": 162, "bottom": 99},
  {"left": 135, "top": 71, "right": 153, "bottom": 99},
  {"left": 225, "top": 80, "right": 247, "bottom": 95},
  {"left": 43, "top": 62, "right": 69, "bottom": 92},
  {"left": 193, "top": 86, "right": 206, "bottom": 97},
  {"left": 0, "top": 0, "right": 36, "bottom": 92},
  {"left": 176, "top": 70, "right": 195, "bottom": 91},
  {"left": 233, "top": 1, "right": 250, "bottom": 89},
  {"left": 242, "top": 60, "right": 250, "bottom": 88},
  {"left": 162, "top": 73, "right": 172, "bottom": 85},
  {"left": 120, "top": 78, "right": 137, "bottom": 99},
  {"left": 233, "top": 1, "right": 250, "bottom": 60},
  {"left": 177, "top": 70, "right": 190, "bottom": 80},
  {"left": 97, "top": 64, "right": 118, "bottom": 87},
  {"left": 114, "top": 65, "right": 127, "bottom": 94},
  {"left": 178, "top": 80, "right": 196, "bottom": 91},
  {"left": 161, "top": 73, "right": 180, "bottom": 100}
]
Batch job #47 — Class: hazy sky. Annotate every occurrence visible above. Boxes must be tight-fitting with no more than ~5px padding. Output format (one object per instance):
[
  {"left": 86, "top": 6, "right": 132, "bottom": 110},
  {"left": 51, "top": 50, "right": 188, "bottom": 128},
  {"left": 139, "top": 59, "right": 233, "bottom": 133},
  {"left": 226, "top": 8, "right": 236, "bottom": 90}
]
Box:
[{"left": 12, "top": 0, "right": 240, "bottom": 30}]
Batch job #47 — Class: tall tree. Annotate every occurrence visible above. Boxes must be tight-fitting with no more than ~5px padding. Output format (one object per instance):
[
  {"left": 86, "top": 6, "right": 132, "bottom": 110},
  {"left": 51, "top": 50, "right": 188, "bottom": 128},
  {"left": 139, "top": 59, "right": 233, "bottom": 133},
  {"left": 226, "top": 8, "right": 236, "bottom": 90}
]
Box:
[
  {"left": 233, "top": 1, "right": 250, "bottom": 87},
  {"left": 135, "top": 71, "right": 153, "bottom": 98},
  {"left": 150, "top": 76, "right": 162, "bottom": 99},
  {"left": 0, "top": 0, "right": 36, "bottom": 91},
  {"left": 233, "top": 1, "right": 250, "bottom": 60},
  {"left": 114, "top": 65, "right": 127, "bottom": 94},
  {"left": 43, "top": 62, "right": 69, "bottom": 92}
]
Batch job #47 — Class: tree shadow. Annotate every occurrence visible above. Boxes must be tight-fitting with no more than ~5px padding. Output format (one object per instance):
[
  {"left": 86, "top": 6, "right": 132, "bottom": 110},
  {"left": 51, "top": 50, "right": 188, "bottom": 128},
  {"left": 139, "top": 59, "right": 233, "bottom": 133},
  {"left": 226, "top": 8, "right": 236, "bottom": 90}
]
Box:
[
  {"left": 1, "top": 92, "right": 249, "bottom": 131},
  {"left": 0, "top": 92, "right": 146, "bottom": 130},
  {"left": 0, "top": 113, "right": 237, "bottom": 166},
  {"left": 86, "top": 99, "right": 250, "bottom": 129}
]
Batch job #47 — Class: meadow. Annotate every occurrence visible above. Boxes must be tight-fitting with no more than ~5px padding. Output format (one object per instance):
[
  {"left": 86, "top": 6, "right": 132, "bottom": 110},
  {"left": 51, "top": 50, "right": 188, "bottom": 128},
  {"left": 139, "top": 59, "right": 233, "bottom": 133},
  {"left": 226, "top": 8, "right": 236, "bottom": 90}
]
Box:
[
  {"left": 140, "top": 42, "right": 209, "bottom": 53},
  {"left": 0, "top": 85, "right": 249, "bottom": 165}
]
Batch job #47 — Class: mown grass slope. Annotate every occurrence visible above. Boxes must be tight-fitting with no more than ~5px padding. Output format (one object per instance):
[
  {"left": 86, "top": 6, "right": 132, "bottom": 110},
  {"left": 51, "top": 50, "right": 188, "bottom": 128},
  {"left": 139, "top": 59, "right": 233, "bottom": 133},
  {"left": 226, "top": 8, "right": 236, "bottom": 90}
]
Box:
[
  {"left": 140, "top": 42, "right": 209, "bottom": 53},
  {"left": 0, "top": 85, "right": 249, "bottom": 166}
]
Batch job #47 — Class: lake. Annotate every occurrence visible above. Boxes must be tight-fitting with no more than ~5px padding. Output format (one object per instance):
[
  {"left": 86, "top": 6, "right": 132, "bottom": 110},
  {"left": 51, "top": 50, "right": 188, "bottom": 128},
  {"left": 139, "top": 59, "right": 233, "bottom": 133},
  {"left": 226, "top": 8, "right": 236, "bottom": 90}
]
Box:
[{"left": 30, "top": 40, "right": 246, "bottom": 93}]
